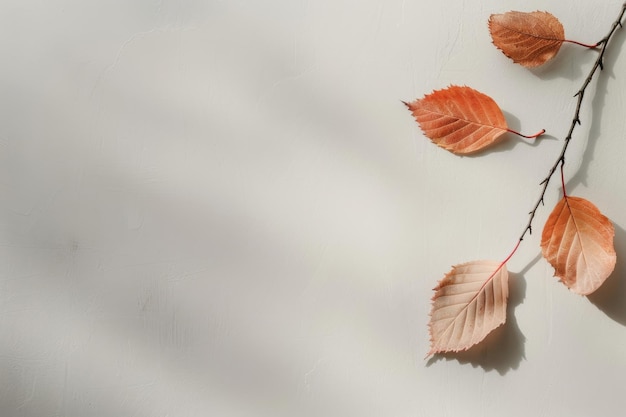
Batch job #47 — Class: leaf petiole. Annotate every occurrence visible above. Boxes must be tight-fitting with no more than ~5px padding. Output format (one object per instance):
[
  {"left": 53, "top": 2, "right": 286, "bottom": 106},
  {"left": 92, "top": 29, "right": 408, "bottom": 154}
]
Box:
[
  {"left": 506, "top": 128, "right": 546, "bottom": 139},
  {"left": 562, "top": 39, "right": 601, "bottom": 48}
]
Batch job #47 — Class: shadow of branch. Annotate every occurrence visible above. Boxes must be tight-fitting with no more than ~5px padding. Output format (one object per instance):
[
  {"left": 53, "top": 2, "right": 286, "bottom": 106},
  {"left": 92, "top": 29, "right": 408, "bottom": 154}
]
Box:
[{"left": 566, "top": 18, "right": 626, "bottom": 190}]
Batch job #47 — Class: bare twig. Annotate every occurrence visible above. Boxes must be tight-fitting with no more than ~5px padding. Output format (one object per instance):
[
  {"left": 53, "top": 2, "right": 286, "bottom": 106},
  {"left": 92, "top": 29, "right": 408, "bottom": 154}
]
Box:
[{"left": 515, "top": 2, "right": 626, "bottom": 244}]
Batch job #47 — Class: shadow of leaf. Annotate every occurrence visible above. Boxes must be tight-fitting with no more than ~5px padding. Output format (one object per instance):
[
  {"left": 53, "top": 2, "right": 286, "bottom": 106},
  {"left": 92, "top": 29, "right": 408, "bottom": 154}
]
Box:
[
  {"left": 587, "top": 223, "right": 626, "bottom": 325},
  {"left": 426, "top": 269, "right": 527, "bottom": 375},
  {"left": 459, "top": 111, "right": 556, "bottom": 158},
  {"left": 529, "top": 42, "right": 595, "bottom": 81}
]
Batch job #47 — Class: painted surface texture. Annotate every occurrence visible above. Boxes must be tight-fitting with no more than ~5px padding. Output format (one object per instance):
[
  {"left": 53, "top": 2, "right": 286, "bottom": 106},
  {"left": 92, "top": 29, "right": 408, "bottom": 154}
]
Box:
[{"left": 2, "top": 0, "right": 626, "bottom": 416}]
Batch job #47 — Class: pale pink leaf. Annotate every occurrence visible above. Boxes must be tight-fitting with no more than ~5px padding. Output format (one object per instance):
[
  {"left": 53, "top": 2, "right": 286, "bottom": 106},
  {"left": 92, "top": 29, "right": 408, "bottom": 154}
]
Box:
[{"left": 428, "top": 260, "right": 509, "bottom": 357}]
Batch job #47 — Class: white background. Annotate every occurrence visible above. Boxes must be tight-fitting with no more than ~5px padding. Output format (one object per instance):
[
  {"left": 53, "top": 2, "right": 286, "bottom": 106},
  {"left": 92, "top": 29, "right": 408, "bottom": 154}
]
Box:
[{"left": 2, "top": 0, "right": 626, "bottom": 416}]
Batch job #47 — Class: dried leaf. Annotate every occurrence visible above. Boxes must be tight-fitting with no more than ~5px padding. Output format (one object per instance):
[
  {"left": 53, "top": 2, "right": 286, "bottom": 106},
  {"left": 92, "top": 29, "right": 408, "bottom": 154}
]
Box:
[
  {"left": 405, "top": 85, "right": 509, "bottom": 155},
  {"left": 489, "top": 11, "right": 565, "bottom": 67},
  {"left": 428, "top": 260, "right": 509, "bottom": 357},
  {"left": 541, "top": 196, "right": 616, "bottom": 295}
]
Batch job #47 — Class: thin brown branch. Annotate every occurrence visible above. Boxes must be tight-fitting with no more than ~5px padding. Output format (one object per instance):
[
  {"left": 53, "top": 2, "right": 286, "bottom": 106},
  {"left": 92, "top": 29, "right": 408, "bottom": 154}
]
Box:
[{"left": 516, "top": 2, "right": 626, "bottom": 243}]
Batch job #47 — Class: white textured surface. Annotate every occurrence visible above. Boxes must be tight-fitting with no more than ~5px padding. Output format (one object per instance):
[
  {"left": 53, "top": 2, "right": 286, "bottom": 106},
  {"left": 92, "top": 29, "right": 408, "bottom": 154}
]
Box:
[{"left": 2, "top": 1, "right": 626, "bottom": 416}]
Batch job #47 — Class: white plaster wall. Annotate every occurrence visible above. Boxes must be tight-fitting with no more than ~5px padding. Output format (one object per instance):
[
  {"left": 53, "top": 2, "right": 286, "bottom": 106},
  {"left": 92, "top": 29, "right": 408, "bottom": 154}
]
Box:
[{"left": 2, "top": 0, "right": 626, "bottom": 416}]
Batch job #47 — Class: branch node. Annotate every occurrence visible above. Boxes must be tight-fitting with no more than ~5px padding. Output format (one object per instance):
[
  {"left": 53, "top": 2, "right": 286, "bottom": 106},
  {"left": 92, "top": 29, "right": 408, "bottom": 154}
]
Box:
[{"left": 515, "top": 3, "right": 623, "bottom": 270}]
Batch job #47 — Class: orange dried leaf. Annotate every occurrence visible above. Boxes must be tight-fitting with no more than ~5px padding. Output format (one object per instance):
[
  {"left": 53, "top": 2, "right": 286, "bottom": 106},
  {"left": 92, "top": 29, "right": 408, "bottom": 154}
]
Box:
[
  {"left": 428, "top": 260, "right": 509, "bottom": 357},
  {"left": 489, "top": 11, "right": 565, "bottom": 67},
  {"left": 405, "top": 85, "right": 509, "bottom": 155},
  {"left": 541, "top": 196, "right": 616, "bottom": 295}
]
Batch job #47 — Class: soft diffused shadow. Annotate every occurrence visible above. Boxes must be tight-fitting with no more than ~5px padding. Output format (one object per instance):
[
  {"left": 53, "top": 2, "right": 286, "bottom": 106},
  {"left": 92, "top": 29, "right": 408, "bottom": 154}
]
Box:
[
  {"left": 588, "top": 224, "right": 626, "bottom": 325},
  {"left": 529, "top": 42, "right": 595, "bottom": 81},
  {"left": 462, "top": 112, "right": 556, "bottom": 158},
  {"left": 426, "top": 267, "right": 528, "bottom": 375},
  {"left": 564, "top": 21, "right": 626, "bottom": 190}
]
